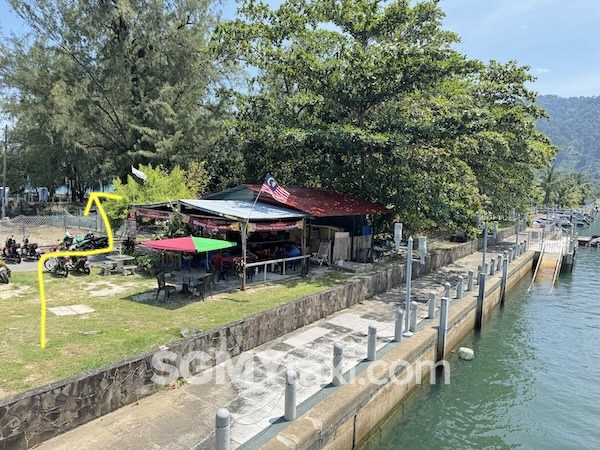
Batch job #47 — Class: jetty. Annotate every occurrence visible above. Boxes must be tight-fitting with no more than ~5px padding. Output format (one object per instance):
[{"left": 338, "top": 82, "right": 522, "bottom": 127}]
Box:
[{"left": 528, "top": 228, "right": 577, "bottom": 291}]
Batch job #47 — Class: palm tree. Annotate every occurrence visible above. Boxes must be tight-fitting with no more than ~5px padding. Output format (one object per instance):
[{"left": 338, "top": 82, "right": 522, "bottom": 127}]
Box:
[
  {"left": 553, "top": 178, "right": 580, "bottom": 208},
  {"left": 539, "top": 165, "right": 560, "bottom": 207},
  {"left": 568, "top": 173, "right": 596, "bottom": 205}
]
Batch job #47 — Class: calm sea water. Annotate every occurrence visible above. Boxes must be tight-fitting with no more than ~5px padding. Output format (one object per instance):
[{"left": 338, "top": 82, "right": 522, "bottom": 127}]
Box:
[{"left": 361, "top": 219, "right": 600, "bottom": 450}]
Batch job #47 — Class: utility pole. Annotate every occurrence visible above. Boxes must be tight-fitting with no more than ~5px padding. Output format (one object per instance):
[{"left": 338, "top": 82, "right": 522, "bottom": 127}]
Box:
[{"left": 2, "top": 125, "right": 7, "bottom": 220}]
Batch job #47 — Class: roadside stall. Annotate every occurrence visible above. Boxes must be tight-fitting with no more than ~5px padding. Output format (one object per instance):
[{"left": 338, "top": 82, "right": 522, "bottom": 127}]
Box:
[{"left": 132, "top": 199, "right": 309, "bottom": 289}]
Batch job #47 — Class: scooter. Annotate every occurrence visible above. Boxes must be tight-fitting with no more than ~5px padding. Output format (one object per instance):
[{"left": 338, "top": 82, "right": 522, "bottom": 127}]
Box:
[
  {"left": 0, "top": 261, "right": 10, "bottom": 284},
  {"left": 21, "top": 237, "right": 43, "bottom": 260},
  {"left": 44, "top": 256, "right": 72, "bottom": 277},
  {"left": 2, "top": 236, "right": 21, "bottom": 264},
  {"left": 70, "top": 255, "right": 91, "bottom": 275},
  {"left": 73, "top": 231, "right": 108, "bottom": 251}
]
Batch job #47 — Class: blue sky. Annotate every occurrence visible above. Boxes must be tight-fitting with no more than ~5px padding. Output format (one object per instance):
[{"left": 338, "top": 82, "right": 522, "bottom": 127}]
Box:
[{"left": 0, "top": 0, "right": 598, "bottom": 98}]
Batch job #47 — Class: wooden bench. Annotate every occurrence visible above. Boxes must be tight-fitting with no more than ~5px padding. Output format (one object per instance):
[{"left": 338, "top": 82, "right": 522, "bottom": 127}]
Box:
[{"left": 122, "top": 265, "right": 138, "bottom": 276}]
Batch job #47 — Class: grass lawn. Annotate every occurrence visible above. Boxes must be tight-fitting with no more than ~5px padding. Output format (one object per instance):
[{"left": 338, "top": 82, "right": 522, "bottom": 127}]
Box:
[{"left": 0, "top": 269, "right": 348, "bottom": 400}]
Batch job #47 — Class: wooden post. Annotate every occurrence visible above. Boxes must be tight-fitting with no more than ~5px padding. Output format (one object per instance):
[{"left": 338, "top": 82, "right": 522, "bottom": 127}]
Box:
[{"left": 241, "top": 222, "right": 247, "bottom": 291}]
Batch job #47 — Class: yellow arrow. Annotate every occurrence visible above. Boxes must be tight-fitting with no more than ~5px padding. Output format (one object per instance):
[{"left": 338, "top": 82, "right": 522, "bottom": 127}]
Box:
[{"left": 38, "top": 192, "right": 122, "bottom": 348}]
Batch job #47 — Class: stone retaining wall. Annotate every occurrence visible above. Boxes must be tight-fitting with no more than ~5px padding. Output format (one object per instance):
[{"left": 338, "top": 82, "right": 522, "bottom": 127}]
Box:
[
  {"left": 262, "top": 250, "right": 534, "bottom": 450},
  {"left": 0, "top": 227, "right": 515, "bottom": 449}
]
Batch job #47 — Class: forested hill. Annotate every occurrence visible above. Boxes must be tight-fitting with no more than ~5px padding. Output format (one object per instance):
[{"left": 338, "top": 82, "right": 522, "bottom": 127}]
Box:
[{"left": 536, "top": 95, "right": 600, "bottom": 182}]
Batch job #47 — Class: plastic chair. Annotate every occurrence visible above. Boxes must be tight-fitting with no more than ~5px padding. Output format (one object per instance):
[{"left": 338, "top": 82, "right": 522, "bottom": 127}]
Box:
[
  {"left": 202, "top": 273, "right": 214, "bottom": 298},
  {"left": 156, "top": 273, "right": 176, "bottom": 302},
  {"left": 192, "top": 273, "right": 213, "bottom": 300},
  {"left": 309, "top": 242, "right": 331, "bottom": 267}
]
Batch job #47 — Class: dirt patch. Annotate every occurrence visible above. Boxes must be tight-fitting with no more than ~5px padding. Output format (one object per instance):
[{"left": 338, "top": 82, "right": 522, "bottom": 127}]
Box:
[
  {"left": 0, "top": 285, "right": 32, "bottom": 300},
  {"left": 82, "top": 281, "right": 130, "bottom": 298},
  {"left": 82, "top": 280, "right": 155, "bottom": 298},
  {"left": 0, "top": 223, "right": 70, "bottom": 247}
]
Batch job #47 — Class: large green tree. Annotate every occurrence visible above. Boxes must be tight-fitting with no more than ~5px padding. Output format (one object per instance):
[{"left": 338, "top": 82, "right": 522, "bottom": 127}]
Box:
[
  {"left": 449, "top": 61, "right": 557, "bottom": 217},
  {"left": 216, "top": 0, "right": 483, "bottom": 233},
  {"left": 0, "top": 0, "right": 229, "bottom": 187}
]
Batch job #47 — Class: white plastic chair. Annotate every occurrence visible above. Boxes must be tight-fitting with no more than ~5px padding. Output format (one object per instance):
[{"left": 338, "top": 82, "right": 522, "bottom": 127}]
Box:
[{"left": 309, "top": 242, "right": 331, "bottom": 267}]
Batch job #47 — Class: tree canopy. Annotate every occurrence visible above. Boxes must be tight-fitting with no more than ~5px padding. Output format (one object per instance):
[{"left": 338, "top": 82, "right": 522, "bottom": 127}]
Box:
[
  {"left": 214, "top": 0, "right": 556, "bottom": 234},
  {"left": 1, "top": 0, "right": 559, "bottom": 237},
  {"left": 0, "top": 0, "right": 228, "bottom": 191}
]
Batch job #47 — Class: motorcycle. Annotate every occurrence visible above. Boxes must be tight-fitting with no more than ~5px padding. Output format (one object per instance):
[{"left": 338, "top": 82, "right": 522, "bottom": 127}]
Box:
[
  {"left": 44, "top": 256, "right": 72, "bottom": 277},
  {"left": 0, "top": 261, "right": 10, "bottom": 283},
  {"left": 2, "top": 236, "right": 21, "bottom": 264},
  {"left": 72, "top": 231, "right": 109, "bottom": 251},
  {"left": 70, "top": 255, "right": 91, "bottom": 275},
  {"left": 20, "top": 237, "right": 43, "bottom": 260}
]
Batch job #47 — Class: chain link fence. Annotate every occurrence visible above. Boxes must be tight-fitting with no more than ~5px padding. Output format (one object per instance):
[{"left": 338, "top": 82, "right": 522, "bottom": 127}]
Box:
[{"left": 0, "top": 210, "right": 124, "bottom": 246}]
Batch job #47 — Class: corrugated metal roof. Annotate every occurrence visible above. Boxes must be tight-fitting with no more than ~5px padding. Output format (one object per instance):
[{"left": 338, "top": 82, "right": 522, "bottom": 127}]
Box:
[
  {"left": 206, "top": 186, "right": 389, "bottom": 217},
  {"left": 179, "top": 199, "right": 308, "bottom": 221}
]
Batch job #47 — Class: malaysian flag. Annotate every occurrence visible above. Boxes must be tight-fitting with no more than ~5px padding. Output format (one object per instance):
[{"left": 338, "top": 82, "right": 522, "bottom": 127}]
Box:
[{"left": 261, "top": 173, "right": 290, "bottom": 204}]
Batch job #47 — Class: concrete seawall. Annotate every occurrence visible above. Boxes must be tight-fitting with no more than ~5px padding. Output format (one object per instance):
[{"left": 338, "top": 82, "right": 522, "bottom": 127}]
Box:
[
  {"left": 0, "top": 228, "right": 517, "bottom": 449},
  {"left": 262, "top": 251, "right": 534, "bottom": 450}
]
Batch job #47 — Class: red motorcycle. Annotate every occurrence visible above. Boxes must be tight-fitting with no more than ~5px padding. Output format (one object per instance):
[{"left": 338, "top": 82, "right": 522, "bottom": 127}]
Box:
[
  {"left": 44, "top": 256, "right": 72, "bottom": 277},
  {"left": 2, "top": 236, "right": 21, "bottom": 264}
]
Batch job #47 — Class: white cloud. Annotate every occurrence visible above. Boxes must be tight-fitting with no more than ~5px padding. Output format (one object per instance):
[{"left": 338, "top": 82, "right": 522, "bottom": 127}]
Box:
[{"left": 535, "top": 68, "right": 550, "bottom": 74}]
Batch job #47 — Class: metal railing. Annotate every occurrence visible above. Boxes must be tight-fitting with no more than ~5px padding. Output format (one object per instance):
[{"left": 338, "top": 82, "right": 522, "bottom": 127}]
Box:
[
  {"left": 246, "top": 255, "right": 311, "bottom": 284},
  {"left": 527, "top": 229, "right": 571, "bottom": 254}
]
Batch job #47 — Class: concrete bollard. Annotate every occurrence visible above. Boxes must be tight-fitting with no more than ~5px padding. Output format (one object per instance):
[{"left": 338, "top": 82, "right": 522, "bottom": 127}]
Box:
[
  {"left": 456, "top": 276, "right": 464, "bottom": 299},
  {"left": 409, "top": 301, "right": 418, "bottom": 332},
  {"left": 216, "top": 408, "right": 231, "bottom": 450},
  {"left": 489, "top": 258, "right": 495, "bottom": 276},
  {"left": 497, "top": 255, "right": 502, "bottom": 272},
  {"left": 483, "top": 262, "right": 488, "bottom": 279},
  {"left": 419, "top": 236, "right": 427, "bottom": 264},
  {"left": 476, "top": 265, "right": 482, "bottom": 284},
  {"left": 503, "top": 250, "right": 509, "bottom": 265},
  {"left": 436, "top": 297, "right": 449, "bottom": 362},
  {"left": 444, "top": 282, "right": 451, "bottom": 299},
  {"left": 475, "top": 272, "right": 486, "bottom": 331},
  {"left": 500, "top": 258, "right": 508, "bottom": 306},
  {"left": 467, "top": 270, "right": 474, "bottom": 292},
  {"left": 523, "top": 240, "right": 527, "bottom": 252},
  {"left": 404, "top": 237, "right": 414, "bottom": 338},
  {"left": 394, "top": 309, "right": 404, "bottom": 342},
  {"left": 367, "top": 325, "right": 377, "bottom": 361},
  {"left": 284, "top": 370, "right": 297, "bottom": 421},
  {"left": 332, "top": 344, "right": 344, "bottom": 386},
  {"left": 427, "top": 292, "right": 436, "bottom": 319}
]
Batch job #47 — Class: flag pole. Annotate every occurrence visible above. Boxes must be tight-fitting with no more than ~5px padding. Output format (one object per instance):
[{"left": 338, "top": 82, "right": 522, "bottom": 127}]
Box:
[{"left": 242, "top": 184, "right": 264, "bottom": 290}]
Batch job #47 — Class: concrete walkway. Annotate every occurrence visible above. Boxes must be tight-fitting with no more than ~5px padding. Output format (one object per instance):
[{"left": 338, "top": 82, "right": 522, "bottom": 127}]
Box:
[{"left": 36, "top": 234, "right": 527, "bottom": 450}]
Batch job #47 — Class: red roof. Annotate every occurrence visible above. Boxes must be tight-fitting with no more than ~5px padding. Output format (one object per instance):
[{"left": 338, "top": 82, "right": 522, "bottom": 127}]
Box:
[{"left": 245, "top": 185, "right": 389, "bottom": 217}]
